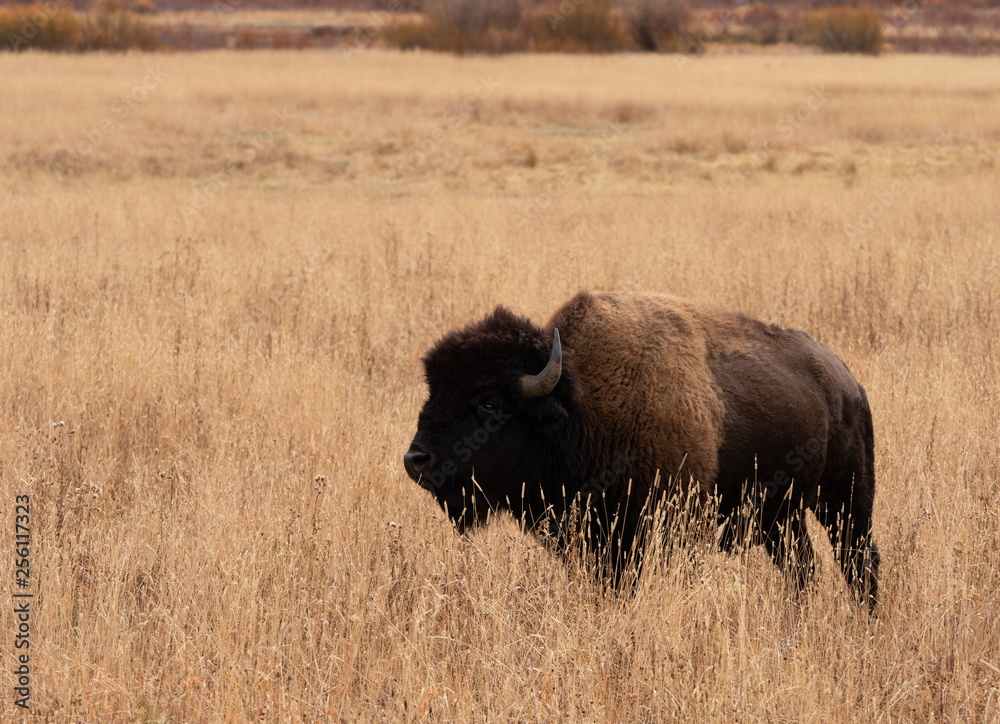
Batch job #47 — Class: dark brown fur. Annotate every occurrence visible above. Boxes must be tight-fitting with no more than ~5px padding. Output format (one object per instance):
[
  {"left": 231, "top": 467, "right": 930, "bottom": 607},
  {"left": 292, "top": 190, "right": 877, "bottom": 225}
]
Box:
[{"left": 405, "top": 291, "right": 880, "bottom": 607}]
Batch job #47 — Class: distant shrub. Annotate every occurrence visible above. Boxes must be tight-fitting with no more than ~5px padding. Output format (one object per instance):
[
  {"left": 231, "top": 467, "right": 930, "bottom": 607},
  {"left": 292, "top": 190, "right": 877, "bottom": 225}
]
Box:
[
  {"left": 0, "top": 4, "right": 83, "bottom": 52},
  {"left": 129, "top": 0, "right": 158, "bottom": 13},
  {"left": 801, "top": 5, "right": 883, "bottom": 55},
  {"left": 155, "top": 21, "right": 229, "bottom": 51},
  {"left": 385, "top": 17, "right": 526, "bottom": 53},
  {"left": 234, "top": 27, "right": 260, "bottom": 49},
  {"left": 620, "top": 0, "right": 690, "bottom": 52},
  {"left": 385, "top": 0, "right": 528, "bottom": 52},
  {"left": 80, "top": 0, "right": 160, "bottom": 51},
  {"left": 384, "top": 17, "right": 456, "bottom": 51},
  {"left": 524, "top": 0, "right": 631, "bottom": 53},
  {"left": 427, "top": 0, "right": 523, "bottom": 34},
  {"left": 370, "top": 0, "right": 424, "bottom": 10},
  {"left": 387, "top": 0, "right": 632, "bottom": 54},
  {"left": 0, "top": 0, "right": 158, "bottom": 52},
  {"left": 741, "top": 2, "right": 784, "bottom": 45},
  {"left": 272, "top": 28, "right": 295, "bottom": 49}
]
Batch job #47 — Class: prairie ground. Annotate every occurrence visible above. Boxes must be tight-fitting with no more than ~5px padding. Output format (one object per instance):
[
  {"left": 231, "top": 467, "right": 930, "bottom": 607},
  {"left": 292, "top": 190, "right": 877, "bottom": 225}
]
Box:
[{"left": 1, "top": 50, "right": 999, "bottom": 721}]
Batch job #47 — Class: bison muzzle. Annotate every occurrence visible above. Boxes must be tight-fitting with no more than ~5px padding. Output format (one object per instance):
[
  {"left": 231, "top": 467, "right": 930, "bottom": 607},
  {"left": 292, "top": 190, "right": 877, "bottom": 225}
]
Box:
[{"left": 404, "top": 291, "right": 880, "bottom": 608}]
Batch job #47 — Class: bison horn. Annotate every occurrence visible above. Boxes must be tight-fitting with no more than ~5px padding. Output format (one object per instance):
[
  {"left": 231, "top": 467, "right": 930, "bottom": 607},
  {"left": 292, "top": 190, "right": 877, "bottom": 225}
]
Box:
[{"left": 520, "top": 329, "right": 562, "bottom": 399}]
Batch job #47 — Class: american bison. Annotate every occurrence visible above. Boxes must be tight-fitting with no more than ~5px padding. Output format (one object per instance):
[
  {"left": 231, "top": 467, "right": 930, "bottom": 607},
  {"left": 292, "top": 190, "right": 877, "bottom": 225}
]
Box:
[{"left": 404, "top": 291, "right": 880, "bottom": 607}]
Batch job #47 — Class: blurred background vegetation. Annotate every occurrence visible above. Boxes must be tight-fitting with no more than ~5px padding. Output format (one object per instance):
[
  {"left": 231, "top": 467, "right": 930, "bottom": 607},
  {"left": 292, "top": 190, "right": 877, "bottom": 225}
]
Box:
[{"left": 1, "top": 0, "right": 997, "bottom": 56}]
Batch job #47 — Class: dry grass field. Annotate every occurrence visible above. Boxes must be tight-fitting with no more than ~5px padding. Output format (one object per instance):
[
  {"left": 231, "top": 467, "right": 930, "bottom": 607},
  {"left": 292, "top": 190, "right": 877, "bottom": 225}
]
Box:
[{"left": 2, "top": 50, "right": 1000, "bottom": 721}]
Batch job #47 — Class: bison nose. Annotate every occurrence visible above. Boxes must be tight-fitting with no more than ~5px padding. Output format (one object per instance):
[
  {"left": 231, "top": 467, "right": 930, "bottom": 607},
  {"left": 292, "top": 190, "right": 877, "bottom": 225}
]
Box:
[{"left": 404, "top": 444, "right": 436, "bottom": 480}]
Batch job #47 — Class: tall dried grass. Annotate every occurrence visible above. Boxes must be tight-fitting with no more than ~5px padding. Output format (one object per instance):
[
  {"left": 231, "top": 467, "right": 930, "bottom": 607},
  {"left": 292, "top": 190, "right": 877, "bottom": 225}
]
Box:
[{"left": 1, "top": 50, "right": 999, "bottom": 721}]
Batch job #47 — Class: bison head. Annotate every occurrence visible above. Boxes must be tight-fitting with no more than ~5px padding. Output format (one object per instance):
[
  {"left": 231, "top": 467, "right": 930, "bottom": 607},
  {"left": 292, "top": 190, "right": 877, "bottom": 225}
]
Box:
[{"left": 404, "top": 307, "right": 575, "bottom": 533}]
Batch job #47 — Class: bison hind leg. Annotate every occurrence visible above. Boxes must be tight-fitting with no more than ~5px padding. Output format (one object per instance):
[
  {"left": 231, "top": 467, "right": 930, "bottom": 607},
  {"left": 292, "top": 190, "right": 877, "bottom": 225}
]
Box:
[
  {"left": 817, "top": 395, "right": 880, "bottom": 611},
  {"left": 762, "top": 510, "right": 818, "bottom": 593},
  {"left": 814, "top": 462, "right": 879, "bottom": 610},
  {"left": 850, "top": 537, "right": 880, "bottom": 610},
  {"left": 817, "top": 498, "right": 880, "bottom": 611}
]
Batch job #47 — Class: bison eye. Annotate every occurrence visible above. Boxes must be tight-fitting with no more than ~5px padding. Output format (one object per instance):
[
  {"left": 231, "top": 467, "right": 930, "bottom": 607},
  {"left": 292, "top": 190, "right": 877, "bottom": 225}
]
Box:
[{"left": 471, "top": 392, "right": 503, "bottom": 420}]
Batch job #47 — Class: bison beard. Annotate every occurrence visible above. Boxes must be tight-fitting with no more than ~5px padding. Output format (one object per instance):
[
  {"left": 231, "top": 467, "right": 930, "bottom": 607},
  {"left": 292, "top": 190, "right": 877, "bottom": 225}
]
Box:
[{"left": 404, "top": 291, "right": 880, "bottom": 609}]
